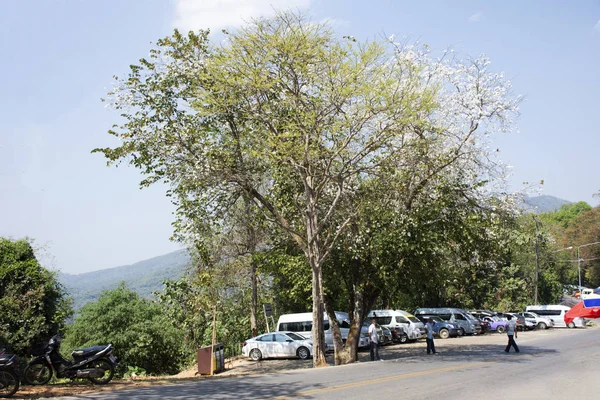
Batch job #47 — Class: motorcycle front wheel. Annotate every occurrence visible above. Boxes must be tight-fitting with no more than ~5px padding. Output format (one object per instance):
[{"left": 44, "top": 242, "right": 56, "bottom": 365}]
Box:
[
  {"left": 24, "top": 361, "right": 52, "bottom": 385},
  {"left": 0, "top": 369, "right": 20, "bottom": 398},
  {"left": 88, "top": 358, "right": 114, "bottom": 385}
]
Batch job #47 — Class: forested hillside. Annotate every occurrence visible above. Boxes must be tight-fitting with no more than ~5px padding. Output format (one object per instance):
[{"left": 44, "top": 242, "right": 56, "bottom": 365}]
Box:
[
  {"left": 522, "top": 195, "right": 572, "bottom": 213},
  {"left": 59, "top": 249, "right": 190, "bottom": 310}
]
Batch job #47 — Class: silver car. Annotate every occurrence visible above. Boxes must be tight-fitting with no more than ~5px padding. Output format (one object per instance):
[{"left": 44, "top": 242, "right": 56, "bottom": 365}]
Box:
[{"left": 242, "top": 331, "right": 314, "bottom": 361}]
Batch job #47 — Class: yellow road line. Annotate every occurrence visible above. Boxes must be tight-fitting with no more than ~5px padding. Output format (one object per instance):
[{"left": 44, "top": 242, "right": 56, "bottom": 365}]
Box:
[
  {"left": 270, "top": 361, "right": 496, "bottom": 399},
  {"left": 574, "top": 339, "right": 600, "bottom": 349}
]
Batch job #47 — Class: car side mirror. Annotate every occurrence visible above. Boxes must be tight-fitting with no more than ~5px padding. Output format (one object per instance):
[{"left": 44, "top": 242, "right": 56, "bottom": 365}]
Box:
[{"left": 286, "top": 339, "right": 293, "bottom": 343}]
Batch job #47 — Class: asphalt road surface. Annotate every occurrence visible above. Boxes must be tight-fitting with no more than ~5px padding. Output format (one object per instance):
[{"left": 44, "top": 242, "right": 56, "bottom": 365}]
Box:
[{"left": 48, "top": 326, "right": 599, "bottom": 400}]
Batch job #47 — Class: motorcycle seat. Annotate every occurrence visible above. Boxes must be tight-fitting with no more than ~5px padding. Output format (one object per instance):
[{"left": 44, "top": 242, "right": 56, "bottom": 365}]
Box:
[
  {"left": 72, "top": 346, "right": 108, "bottom": 358},
  {"left": 0, "top": 354, "right": 14, "bottom": 363}
]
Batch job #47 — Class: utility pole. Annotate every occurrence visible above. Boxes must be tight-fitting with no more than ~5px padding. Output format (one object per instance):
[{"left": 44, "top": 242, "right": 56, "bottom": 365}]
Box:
[{"left": 533, "top": 216, "right": 542, "bottom": 305}]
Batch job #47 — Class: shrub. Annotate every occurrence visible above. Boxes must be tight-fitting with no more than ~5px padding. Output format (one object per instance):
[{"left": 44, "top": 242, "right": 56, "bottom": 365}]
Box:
[{"left": 62, "top": 284, "right": 187, "bottom": 376}]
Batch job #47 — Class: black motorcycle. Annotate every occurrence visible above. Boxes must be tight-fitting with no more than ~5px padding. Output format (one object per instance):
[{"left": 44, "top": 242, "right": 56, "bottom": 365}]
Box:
[
  {"left": 24, "top": 335, "right": 117, "bottom": 385},
  {"left": 0, "top": 348, "right": 19, "bottom": 398}
]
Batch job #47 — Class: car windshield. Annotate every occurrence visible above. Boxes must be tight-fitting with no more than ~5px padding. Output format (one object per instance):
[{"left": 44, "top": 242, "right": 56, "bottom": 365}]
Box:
[
  {"left": 400, "top": 313, "right": 421, "bottom": 323},
  {"left": 465, "top": 313, "right": 478, "bottom": 321},
  {"left": 286, "top": 332, "right": 307, "bottom": 341}
]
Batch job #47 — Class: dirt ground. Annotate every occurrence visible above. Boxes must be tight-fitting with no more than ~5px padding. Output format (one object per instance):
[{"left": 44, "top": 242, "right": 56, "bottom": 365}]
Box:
[{"left": 11, "top": 325, "right": 595, "bottom": 399}]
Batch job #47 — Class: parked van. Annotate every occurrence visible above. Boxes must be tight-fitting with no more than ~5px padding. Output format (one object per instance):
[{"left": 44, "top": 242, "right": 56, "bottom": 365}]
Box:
[
  {"left": 525, "top": 305, "right": 585, "bottom": 328},
  {"left": 580, "top": 288, "right": 600, "bottom": 299},
  {"left": 414, "top": 308, "right": 479, "bottom": 335},
  {"left": 367, "top": 310, "right": 425, "bottom": 342},
  {"left": 276, "top": 312, "right": 370, "bottom": 348}
]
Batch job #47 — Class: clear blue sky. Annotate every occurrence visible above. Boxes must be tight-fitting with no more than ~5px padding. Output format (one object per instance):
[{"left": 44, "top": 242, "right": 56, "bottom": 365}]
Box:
[{"left": 1, "top": 0, "right": 599, "bottom": 274}]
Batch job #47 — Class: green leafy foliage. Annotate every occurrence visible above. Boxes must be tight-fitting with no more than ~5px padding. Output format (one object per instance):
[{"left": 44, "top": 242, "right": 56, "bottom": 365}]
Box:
[
  {"left": 95, "top": 11, "right": 530, "bottom": 366},
  {"left": 544, "top": 202, "right": 592, "bottom": 228},
  {"left": 563, "top": 206, "right": 600, "bottom": 287},
  {"left": 62, "top": 284, "right": 187, "bottom": 376},
  {"left": 156, "top": 249, "right": 273, "bottom": 358},
  {"left": 0, "top": 238, "right": 72, "bottom": 356}
]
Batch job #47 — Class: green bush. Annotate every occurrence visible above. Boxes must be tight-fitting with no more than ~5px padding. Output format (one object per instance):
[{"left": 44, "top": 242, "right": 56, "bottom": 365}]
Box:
[
  {"left": 0, "top": 238, "right": 72, "bottom": 356},
  {"left": 62, "top": 284, "right": 188, "bottom": 376}
]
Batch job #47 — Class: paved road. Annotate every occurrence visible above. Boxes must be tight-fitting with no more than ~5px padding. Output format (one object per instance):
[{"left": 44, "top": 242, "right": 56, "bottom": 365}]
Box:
[{"left": 49, "top": 326, "right": 599, "bottom": 400}]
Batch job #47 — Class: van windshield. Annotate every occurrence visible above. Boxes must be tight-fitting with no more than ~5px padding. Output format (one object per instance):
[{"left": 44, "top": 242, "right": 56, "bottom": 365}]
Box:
[
  {"left": 407, "top": 316, "right": 420, "bottom": 323},
  {"left": 375, "top": 317, "right": 392, "bottom": 325}
]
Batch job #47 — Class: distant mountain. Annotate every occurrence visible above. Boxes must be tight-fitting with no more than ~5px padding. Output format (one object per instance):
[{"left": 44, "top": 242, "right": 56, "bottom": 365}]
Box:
[
  {"left": 521, "top": 195, "right": 572, "bottom": 214},
  {"left": 59, "top": 249, "right": 191, "bottom": 311}
]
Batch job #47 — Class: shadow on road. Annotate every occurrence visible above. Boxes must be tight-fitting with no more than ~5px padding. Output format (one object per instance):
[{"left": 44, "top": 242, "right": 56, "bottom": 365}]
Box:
[
  {"left": 64, "top": 377, "right": 319, "bottom": 400},
  {"left": 383, "top": 342, "right": 559, "bottom": 365}
]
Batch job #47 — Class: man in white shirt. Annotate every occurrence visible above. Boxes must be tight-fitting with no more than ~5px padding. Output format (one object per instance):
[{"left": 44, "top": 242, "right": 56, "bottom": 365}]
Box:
[
  {"left": 368, "top": 319, "right": 382, "bottom": 361},
  {"left": 504, "top": 315, "right": 520, "bottom": 353}
]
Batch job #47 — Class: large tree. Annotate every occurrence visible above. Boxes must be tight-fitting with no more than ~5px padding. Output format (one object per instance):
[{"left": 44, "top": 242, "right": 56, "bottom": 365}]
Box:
[
  {"left": 95, "top": 12, "right": 520, "bottom": 366},
  {"left": 0, "top": 238, "right": 72, "bottom": 356}
]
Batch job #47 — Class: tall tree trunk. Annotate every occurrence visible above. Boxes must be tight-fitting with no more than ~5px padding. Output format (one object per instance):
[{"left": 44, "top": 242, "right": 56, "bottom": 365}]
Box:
[
  {"left": 250, "top": 258, "right": 258, "bottom": 337},
  {"left": 310, "top": 265, "right": 327, "bottom": 367},
  {"left": 245, "top": 197, "right": 259, "bottom": 338},
  {"left": 306, "top": 193, "right": 327, "bottom": 367}
]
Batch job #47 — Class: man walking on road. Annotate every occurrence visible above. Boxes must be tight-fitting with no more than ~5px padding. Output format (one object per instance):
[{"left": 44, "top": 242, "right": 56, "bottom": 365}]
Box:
[
  {"left": 505, "top": 315, "right": 520, "bottom": 353},
  {"left": 368, "top": 319, "right": 381, "bottom": 361},
  {"left": 425, "top": 318, "right": 437, "bottom": 355}
]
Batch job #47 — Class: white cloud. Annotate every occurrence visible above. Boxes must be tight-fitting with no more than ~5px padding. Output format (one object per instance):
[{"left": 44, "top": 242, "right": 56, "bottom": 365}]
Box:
[
  {"left": 319, "top": 17, "right": 350, "bottom": 28},
  {"left": 594, "top": 19, "right": 600, "bottom": 33},
  {"left": 173, "top": 0, "right": 312, "bottom": 33},
  {"left": 469, "top": 12, "right": 483, "bottom": 22}
]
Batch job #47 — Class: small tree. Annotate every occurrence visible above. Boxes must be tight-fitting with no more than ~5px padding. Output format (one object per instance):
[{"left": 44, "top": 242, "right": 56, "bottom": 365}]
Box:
[
  {"left": 0, "top": 238, "right": 72, "bottom": 356},
  {"left": 62, "top": 284, "right": 187, "bottom": 376}
]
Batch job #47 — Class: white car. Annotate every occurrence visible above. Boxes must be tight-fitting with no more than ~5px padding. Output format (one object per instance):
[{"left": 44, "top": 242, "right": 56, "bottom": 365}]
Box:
[
  {"left": 242, "top": 331, "right": 315, "bottom": 361},
  {"left": 517, "top": 312, "right": 554, "bottom": 329}
]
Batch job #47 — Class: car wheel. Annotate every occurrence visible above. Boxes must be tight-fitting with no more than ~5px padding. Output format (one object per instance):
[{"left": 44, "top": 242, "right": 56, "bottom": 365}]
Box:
[
  {"left": 399, "top": 333, "right": 408, "bottom": 344},
  {"left": 457, "top": 328, "right": 465, "bottom": 337},
  {"left": 537, "top": 322, "right": 547, "bottom": 330},
  {"left": 438, "top": 328, "right": 450, "bottom": 339},
  {"left": 250, "top": 348, "right": 262, "bottom": 361},
  {"left": 297, "top": 346, "right": 310, "bottom": 360},
  {"left": 567, "top": 322, "right": 575, "bottom": 328},
  {"left": 496, "top": 325, "right": 505, "bottom": 334}
]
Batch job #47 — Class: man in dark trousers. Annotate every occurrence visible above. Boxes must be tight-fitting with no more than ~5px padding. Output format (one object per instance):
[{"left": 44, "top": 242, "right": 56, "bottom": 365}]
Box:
[
  {"left": 505, "top": 315, "right": 520, "bottom": 353},
  {"left": 368, "top": 319, "right": 382, "bottom": 361},
  {"left": 425, "top": 317, "right": 437, "bottom": 354}
]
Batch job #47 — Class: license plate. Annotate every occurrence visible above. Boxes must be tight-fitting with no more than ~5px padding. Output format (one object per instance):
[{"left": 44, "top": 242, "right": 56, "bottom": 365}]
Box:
[{"left": 109, "top": 355, "right": 118, "bottom": 364}]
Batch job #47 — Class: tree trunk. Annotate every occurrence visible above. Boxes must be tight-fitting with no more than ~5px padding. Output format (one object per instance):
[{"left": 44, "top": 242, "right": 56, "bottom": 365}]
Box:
[
  {"left": 245, "top": 197, "right": 259, "bottom": 338},
  {"left": 310, "top": 265, "right": 327, "bottom": 367},
  {"left": 328, "top": 291, "right": 362, "bottom": 365},
  {"left": 306, "top": 191, "right": 327, "bottom": 367},
  {"left": 324, "top": 300, "right": 346, "bottom": 365},
  {"left": 250, "top": 258, "right": 258, "bottom": 337}
]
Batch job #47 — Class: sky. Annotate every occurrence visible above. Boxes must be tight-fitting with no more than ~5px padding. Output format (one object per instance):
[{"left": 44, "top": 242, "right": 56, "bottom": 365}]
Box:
[{"left": 1, "top": 0, "right": 599, "bottom": 274}]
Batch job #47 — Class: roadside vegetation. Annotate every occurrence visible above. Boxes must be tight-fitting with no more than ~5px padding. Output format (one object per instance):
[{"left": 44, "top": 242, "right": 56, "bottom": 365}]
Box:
[{"left": 2, "top": 12, "right": 599, "bottom": 377}]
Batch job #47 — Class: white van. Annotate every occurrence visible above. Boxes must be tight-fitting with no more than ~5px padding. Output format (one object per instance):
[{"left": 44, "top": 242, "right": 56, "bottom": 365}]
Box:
[
  {"left": 367, "top": 310, "right": 425, "bottom": 342},
  {"left": 276, "top": 312, "right": 369, "bottom": 348},
  {"left": 580, "top": 288, "right": 600, "bottom": 299},
  {"left": 525, "top": 305, "right": 585, "bottom": 328}
]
